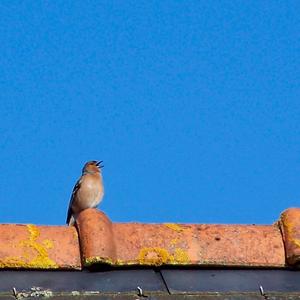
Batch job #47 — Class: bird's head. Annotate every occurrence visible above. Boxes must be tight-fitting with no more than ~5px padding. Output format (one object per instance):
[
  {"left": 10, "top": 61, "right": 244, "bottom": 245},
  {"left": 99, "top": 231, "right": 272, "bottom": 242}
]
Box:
[{"left": 82, "top": 160, "right": 104, "bottom": 174}]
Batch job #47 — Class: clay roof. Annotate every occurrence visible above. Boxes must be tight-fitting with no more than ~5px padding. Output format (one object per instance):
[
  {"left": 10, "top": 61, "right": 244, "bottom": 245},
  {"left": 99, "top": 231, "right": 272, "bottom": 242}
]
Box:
[
  {"left": 0, "top": 207, "right": 299, "bottom": 299},
  {"left": 1, "top": 207, "right": 300, "bottom": 269}
]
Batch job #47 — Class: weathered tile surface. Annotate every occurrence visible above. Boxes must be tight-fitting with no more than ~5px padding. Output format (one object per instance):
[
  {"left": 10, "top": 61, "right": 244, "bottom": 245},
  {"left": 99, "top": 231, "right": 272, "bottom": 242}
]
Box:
[
  {"left": 77, "top": 209, "right": 285, "bottom": 267},
  {"left": 0, "top": 224, "right": 81, "bottom": 269},
  {"left": 279, "top": 207, "right": 300, "bottom": 266}
]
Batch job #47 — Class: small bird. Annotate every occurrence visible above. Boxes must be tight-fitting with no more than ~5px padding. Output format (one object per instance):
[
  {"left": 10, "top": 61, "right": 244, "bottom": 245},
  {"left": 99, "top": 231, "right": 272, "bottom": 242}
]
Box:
[{"left": 66, "top": 160, "right": 104, "bottom": 226}]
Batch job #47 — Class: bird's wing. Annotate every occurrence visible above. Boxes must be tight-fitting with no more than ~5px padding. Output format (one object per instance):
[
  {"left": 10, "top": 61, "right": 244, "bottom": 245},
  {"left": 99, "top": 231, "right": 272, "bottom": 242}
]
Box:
[{"left": 66, "top": 177, "right": 82, "bottom": 225}]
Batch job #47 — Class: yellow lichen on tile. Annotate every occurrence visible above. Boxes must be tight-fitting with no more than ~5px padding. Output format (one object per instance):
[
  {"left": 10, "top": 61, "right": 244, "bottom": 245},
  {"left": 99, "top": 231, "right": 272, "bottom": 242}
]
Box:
[
  {"left": 84, "top": 256, "right": 115, "bottom": 266},
  {"left": 170, "top": 238, "right": 178, "bottom": 245},
  {"left": 43, "top": 239, "right": 54, "bottom": 249},
  {"left": 138, "top": 247, "right": 190, "bottom": 266},
  {"left": 173, "top": 248, "right": 190, "bottom": 264},
  {"left": 138, "top": 247, "right": 170, "bottom": 266},
  {"left": 84, "top": 247, "right": 191, "bottom": 267},
  {"left": 294, "top": 239, "right": 300, "bottom": 248},
  {"left": 0, "top": 225, "right": 58, "bottom": 269},
  {"left": 84, "top": 257, "right": 138, "bottom": 267},
  {"left": 72, "top": 227, "right": 79, "bottom": 240},
  {"left": 164, "top": 223, "right": 184, "bottom": 232}
]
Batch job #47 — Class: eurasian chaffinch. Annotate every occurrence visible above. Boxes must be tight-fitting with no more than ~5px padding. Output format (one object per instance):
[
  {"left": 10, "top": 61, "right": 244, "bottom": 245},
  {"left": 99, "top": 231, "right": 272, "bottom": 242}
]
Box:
[{"left": 66, "top": 160, "right": 104, "bottom": 226}]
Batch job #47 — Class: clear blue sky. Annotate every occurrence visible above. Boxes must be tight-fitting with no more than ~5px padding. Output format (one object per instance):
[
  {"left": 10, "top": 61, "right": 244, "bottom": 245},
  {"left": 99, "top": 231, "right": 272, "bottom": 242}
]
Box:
[{"left": 0, "top": 2, "right": 299, "bottom": 225}]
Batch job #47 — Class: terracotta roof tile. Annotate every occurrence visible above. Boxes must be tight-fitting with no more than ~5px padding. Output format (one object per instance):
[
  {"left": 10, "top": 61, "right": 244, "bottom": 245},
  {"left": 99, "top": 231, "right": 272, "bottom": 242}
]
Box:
[
  {"left": 77, "top": 209, "right": 285, "bottom": 268},
  {"left": 0, "top": 224, "right": 81, "bottom": 269},
  {"left": 279, "top": 207, "right": 300, "bottom": 266},
  {"left": 0, "top": 207, "right": 300, "bottom": 270}
]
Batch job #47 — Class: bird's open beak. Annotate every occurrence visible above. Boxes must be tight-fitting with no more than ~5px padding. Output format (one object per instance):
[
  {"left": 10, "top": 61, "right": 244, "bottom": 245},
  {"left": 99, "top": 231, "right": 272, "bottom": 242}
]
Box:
[{"left": 96, "top": 160, "right": 104, "bottom": 168}]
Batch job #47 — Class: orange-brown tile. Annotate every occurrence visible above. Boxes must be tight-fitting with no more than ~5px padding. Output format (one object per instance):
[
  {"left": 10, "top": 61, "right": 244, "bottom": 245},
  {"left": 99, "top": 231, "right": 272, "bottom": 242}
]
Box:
[
  {"left": 76, "top": 208, "right": 116, "bottom": 264},
  {"left": 0, "top": 224, "right": 81, "bottom": 269},
  {"left": 279, "top": 207, "right": 300, "bottom": 266},
  {"left": 77, "top": 209, "right": 285, "bottom": 268}
]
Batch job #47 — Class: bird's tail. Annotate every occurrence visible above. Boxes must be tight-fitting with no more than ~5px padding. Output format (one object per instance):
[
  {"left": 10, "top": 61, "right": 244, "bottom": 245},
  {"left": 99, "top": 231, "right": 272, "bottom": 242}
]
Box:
[{"left": 67, "top": 215, "right": 75, "bottom": 226}]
